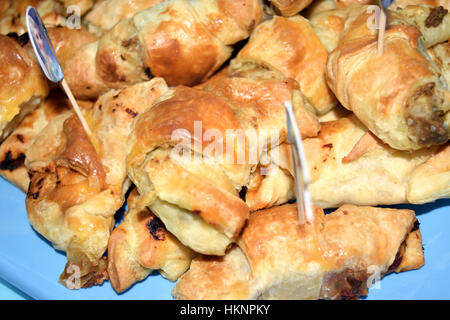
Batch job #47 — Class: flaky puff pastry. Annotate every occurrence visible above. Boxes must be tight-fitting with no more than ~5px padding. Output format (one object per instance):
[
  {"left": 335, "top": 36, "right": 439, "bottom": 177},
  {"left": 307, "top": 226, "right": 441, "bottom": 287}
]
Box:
[
  {"left": 173, "top": 203, "right": 424, "bottom": 300},
  {"left": 232, "top": 15, "right": 337, "bottom": 115},
  {"left": 389, "top": 5, "right": 450, "bottom": 48},
  {"left": 0, "top": 0, "right": 93, "bottom": 35},
  {"left": 407, "top": 143, "right": 450, "bottom": 203},
  {"left": 0, "top": 35, "right": 49, "bottom": 141},
  {"left": 108, "top": 189, "right": 194, "bottom": 293},
  {"left": 428, "top": 41, "right": 450, "bottom": 85},
  {"left": 63, "top": 0, "right": 263, "bottom": 99},
  {"left": 391, "top": 0, "right": 449, "bottom": 10},
  {"left": 326, "top": 6, "right": 449, "bottom": 151},
  {"left": 85, "top": 0, "right": 164, "bottom": 34},
  {"left": 0, "top": 90, "right": 92, "bottom": 192},
  {"left": 127, "top": 69, "right": 320, "bottom": 256},
  {"left": 25, "top": 78, "right": 168, "bottom": 288},
  {"left": 246, "top": 116, "right": 448, "bottom": 210},
  {"left": 307, "top": 3, "right": 357, "bottom": 52}
]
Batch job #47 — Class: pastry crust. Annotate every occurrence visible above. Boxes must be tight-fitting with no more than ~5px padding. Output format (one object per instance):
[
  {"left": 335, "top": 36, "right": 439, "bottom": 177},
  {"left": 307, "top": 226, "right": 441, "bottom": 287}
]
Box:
[
  {"left": 24, "top": 78, "right": 168, "bottom": 288},
  {"left": 326, "top": 7, "right": 449, "bottom": 150},
  {"left": 232, "top": 15, "right": 337, "bottom": 115},
  {"left": 268, "top": 0, "right": 314, "bottom": 16},
  {"left": 63, "top": 0, "right": 263, "bottom": 99},
  {"left": 391, "top": 0, "right": 449, "bottom": 10},
  {"left": 127, "top": 65, "right": 321, "bottom": 255},
  {"left": 85, "top": 0, "right": 164, "bottom": 34},
  {"left": 0, "top": 0, "right": 93, "bottom": 35},
  {"left": 127, "top": 86, "right": 251, "bottom": 255},
  {"left": 246, "top": 116, "right": 447, "bottom": 209},
  {"left": 173, "top": 203, "right": 424, "bottom": 300},
  {"left": 0, "top": 35, "right": 49, "bottom": 141},
  {"left": 428, "top": 41, "right": 450, "bottom": 86},
  {"left": 390, "top": 5, "right": 450, "bottom": 48},
  {"left": 108, "top": 189, "right": 194, "bottom": 293},
  {"left": 408, "top": 143, "right": 450, "bottom": 203},
  {"left": 0, "top": 90, "right": 91, "bottom": 192}
]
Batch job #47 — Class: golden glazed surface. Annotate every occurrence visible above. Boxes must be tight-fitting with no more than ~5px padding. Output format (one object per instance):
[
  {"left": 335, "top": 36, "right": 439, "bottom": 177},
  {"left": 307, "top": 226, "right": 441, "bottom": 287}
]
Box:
[{"left": 174, "top": 203, "right": 424, "bottom": 300}]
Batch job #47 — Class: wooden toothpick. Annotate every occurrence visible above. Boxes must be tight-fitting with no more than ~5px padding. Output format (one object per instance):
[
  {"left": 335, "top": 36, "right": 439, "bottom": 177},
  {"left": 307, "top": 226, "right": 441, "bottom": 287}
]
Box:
[
  {"left": 26, "top": 6, "right": 92, "bottom": 137},
  {"left": 377, "top": 4, "right": 387, "bottom": 55},
  {"left": 60, "top": 79, "right": 92, "bottom": 136}
]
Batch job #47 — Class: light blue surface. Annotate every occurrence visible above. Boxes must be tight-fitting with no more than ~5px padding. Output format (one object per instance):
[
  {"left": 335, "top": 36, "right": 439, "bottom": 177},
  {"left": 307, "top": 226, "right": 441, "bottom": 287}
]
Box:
[{"left": 0, "top": 176, "right": 449, "bottom": 300}]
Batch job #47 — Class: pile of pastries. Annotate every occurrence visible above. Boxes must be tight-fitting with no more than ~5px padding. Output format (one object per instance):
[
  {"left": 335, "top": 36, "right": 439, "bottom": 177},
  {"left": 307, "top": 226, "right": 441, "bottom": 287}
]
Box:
[{"left": 0, "top": 0, "right": 448, "bottom": 299}]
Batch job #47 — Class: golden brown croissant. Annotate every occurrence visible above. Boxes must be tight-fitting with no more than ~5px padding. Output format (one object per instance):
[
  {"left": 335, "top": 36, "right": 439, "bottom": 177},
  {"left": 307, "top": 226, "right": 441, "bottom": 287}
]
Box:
[
  {"left": 326, "top": 6, "right": 449, "bottom": 151},
  {"left": 0, "top": 35, "right": 49, "bottom": 141},
  {"left": 127, "top": 68, "right": 320, "bottom": 256},
  {"left": 247, "top": 116, "right": 449, "bottom": 210},
  {"left": 231, "top": 15, "right": 337, "bottom": 115},
  {"left": 108, "top": 189, "right": 195, "bottom": 293},
  {"left": 85, "top": 0, "right": 164, "bottom": 34},
  {"left": 0, "top": 0, "right": 94, "bottom": 35},
  {"left": 25, "top": 78, "right": 168, "bottom": 288},
  {"left": 62, "top": 0, "right": 263, "bottom": 99},
  {"left": 173, "top": 203, "right": 424, "bottom": 300},
  {"left": 0, "top": 90, "right": 91, "bottom": 192}
]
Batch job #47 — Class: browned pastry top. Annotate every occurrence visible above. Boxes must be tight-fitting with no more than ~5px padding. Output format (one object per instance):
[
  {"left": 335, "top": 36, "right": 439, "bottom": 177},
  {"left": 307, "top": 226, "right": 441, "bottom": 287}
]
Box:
[{"left": 0, "top": 35, "right": 48, "bottom": 137}]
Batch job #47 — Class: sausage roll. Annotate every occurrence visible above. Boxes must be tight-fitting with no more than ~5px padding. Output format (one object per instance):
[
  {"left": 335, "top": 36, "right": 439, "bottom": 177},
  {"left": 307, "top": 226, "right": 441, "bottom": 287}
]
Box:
[
  {"left": 326, "top": 6, "right": 449, "bottom": 150},
  {"left": 173, "top": 203, "right": 424, "bottom": 300},
  {"left": 62, "top": 0, "right": 263, "bottom": 99},
  {"left": 127, "top": 68, "right": 320, "bottom": 256},
  {"left": 390, "top": 5, "right": 450, "bottom": 48},
  {"left": 108, "top": 189, "right": 195, "bottom": 293},
  {"left": 25, "top": 78, "right": 168, "bottom": 288},
  {"left": 0, "top": 35, "right": 49, "bottom": 141},
  {"left": 246, "top": 116, "right": 449, "bottom": 210},
  {"left": 232, "top": 15, "right": 337, "bottom": 115}
]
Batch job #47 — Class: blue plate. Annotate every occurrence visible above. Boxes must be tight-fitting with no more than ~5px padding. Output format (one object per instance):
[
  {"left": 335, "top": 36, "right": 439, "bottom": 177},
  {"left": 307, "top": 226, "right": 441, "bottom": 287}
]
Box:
[{"left": 0, "top": 176, "right": 449, "bottom": 300}]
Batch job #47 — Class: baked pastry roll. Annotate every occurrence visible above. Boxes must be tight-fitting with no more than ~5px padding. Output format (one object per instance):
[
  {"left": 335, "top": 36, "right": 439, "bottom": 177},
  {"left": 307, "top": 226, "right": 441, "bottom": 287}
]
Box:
[
  {"left": 127, "top": 69, "right": 320, "bottom": 255},
  {"left": 232, "top": 15, "right": 337, "bottom": 115},
  {"left": 173, "top": 203, "right": 424, "bottom": 300},
  {"left": 108, "top": 189, "right": 195, "bottom": 293},
  {"left": 247, "top": 116, "right": 449, "bottom": 210},
  {"left": 85, "top": 0, "right": 164, "bottom": 34},
  {"left": 0, "top": 35, "right": 49, "bottom": 141},
  {"left": 0, "top": 0, "right": 93, "bottom": 35},
  {"left": 0, "top": 90, "right": 91, "bottom": 192},
  {"left": 326, "top": 6, "right": 449, "bottom": 151},
  {"left": 391, "top": 0, "right": 449, "bottom": 10},
  {"left": 25, "top": 78, "right": 168, "bottom": 288},
  {"left": 390, "top": 5, "right": 450, "bottom": 48},
  {"left": 62, "top": 0, "right": 263, "bottom": 99}
]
